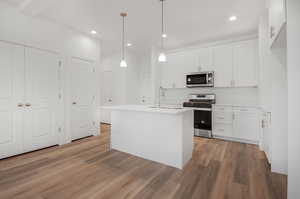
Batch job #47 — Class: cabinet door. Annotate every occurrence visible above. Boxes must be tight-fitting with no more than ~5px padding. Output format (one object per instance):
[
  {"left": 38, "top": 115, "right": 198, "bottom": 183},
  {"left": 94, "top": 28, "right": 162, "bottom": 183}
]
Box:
[
  {"left": 70, "top": 58, "right": 95, "bottom": 140},
  {"left": 197, "top": 48, "right": 213, "bottom": 71},
  {"left": 269, "top": 0, "right": 286, "bottom": 46},
  {"left": 212, "top": 45, "right": 233, "bottom": 87},
  {"left": 23, "top": 48, "right": 60, "bottom": 152},
  {"left": 233, "top": 109, "right": 260, "bottom": 142},
  {"left": 0, "top": 42, "right": 24, "bottom": 159},
  {"left": 161, "top": 52, "right": 198, "bottom": 88},
  {"left": 233, "top": 40, "right": 258, "bottom": 87}
]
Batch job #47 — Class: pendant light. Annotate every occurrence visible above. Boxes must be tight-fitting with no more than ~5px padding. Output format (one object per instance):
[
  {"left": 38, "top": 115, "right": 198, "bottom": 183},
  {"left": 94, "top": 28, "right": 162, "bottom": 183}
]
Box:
[
  {"left": 158, "top": 0, "right": 167, "bottom": 63},
  {"left": 120, "top": 12, "right": 128, "bottom": 67}
]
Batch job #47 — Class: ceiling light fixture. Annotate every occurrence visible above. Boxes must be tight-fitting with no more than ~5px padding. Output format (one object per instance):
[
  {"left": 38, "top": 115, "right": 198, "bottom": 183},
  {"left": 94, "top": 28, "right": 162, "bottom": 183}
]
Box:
[
  {"left": 229, "top": 16, "right": 237, "bottom": 21},
  {"left": 120, "top": 13, "right": 128, "bottom": 68},
  {"left": 91, "top": 30, "right": 97, "bottom": 35},
  {"left": 127, "top": 43, "right": 132, "bottom": 47},
  {"left": 158, "top": 0, "right": 167, "bottom": 63}
]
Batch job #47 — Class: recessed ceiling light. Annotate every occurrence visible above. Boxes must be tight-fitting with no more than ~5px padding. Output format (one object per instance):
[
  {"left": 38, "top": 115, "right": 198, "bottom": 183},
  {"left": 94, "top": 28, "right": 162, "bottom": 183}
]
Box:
[
  {"left": 229, "top": 16, "right": 237, "bottom": 21},
  {"left": 90, "top": 30, "right": 97, "bottom": 34},
  {"left": 127, "top": 43, "right": 132, "bottom": 47},
  {"left": 162, "top": 34, "right": 167, "bottom": 38}
]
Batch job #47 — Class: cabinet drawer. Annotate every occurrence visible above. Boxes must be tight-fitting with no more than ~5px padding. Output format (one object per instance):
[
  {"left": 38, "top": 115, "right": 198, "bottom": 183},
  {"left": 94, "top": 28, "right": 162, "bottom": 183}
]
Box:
[
  {"left": 233, "top": 107, "right": 259, "bottom": 113},
  {"left": 213, "top": 106, "right": 233, "bottom": 112},
  {"left": 213, "top": 111, "right": 233, "bottom": 124},
  {"left": 213, "top": 123, "right": 233, "bottom": 137}
]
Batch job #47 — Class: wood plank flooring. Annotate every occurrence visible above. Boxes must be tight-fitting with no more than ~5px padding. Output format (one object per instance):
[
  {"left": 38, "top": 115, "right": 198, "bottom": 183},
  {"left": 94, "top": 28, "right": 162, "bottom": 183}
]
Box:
[{"left": 0, "top": 124, "right": 287, "bottom": 199}]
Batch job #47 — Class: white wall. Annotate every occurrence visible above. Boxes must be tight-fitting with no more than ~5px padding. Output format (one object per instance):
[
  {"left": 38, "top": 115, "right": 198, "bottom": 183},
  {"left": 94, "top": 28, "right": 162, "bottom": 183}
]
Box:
[
  {"left": 258, "top": 9, "right": 288, "bottom": 175},
  {"left": 101, "top": 51, "right": 140, "bottom": 106},
  {"left": 0, "top": 2, "right": 102, "bottom": 144},
  {"left": 287, "top": 0, "right": 300, "bottom": 198},
  {"left": 0, "top": 3, "right": 100, "bottom": 61},
  {"left": 160, "top": 88, "right": 258, "bottom": 106}
]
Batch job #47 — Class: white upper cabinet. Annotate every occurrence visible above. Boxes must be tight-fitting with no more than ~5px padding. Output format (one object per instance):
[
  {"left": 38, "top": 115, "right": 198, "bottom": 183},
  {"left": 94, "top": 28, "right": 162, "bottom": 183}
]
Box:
[
  {"left": 269, "top": 0, "right": 286, "bottom": 47},
  {"left": 197, "top": 48, "right": 213, "bottom": 72},
  {"left": 212, "top": 45, "right": 233, "bottom": 87},
  {"left": 160, "top": 39, "right": 258, "bottom": 89},
  {"left": 233, "top": 40, "right": 258, "bottom": 87},
  {"left": 161, "top": 52, "right": 198, "bottom": 88}
]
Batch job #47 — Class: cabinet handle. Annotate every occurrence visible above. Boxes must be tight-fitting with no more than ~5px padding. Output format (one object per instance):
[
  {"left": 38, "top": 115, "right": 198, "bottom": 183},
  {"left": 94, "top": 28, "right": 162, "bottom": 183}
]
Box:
[
  {"left": 25, "top": 103, "right": 31, "bottom": 107},
  {"left": 239, "top": 109, "right": 249, "bottom": 112},
  {"left": 217, "top": 117, "right": 225, "bottom": 119},
  {"left": 218, "top": 128, "right": 225, "bottom": 131},
  {"left": 17, "top": 103, "right": 24, "bottom": 107},
  {"left": 72, "top": 102, "right": 77, "bottom": 105}
]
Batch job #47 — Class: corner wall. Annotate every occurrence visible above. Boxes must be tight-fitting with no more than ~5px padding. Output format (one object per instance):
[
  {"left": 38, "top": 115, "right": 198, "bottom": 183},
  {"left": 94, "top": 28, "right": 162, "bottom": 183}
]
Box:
[{"left": 287, "top": 0, "right": 300, "bottom": 198}]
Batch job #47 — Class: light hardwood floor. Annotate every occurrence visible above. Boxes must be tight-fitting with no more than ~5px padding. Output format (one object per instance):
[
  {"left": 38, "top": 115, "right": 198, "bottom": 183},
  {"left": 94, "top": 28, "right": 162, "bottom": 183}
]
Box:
[{"left": 0, "top": 124, "right": 287, "bottom": 199}]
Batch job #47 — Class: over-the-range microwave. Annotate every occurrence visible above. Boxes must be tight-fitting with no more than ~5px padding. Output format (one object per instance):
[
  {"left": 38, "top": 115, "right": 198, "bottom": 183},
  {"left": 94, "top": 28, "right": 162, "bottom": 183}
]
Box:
[{"left": 186, "top": 71, "right": 214, "bottom": 88}]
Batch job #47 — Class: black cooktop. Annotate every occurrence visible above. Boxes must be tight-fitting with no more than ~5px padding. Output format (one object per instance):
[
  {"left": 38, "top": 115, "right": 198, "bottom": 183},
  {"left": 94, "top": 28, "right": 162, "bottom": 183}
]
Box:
[{"left": 183, "top": 102, "right": 212, "bottom": 108}]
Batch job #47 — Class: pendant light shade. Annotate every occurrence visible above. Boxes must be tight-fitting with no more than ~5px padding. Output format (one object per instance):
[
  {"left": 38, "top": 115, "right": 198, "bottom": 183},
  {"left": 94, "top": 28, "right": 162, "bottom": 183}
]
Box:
[
  {"left": 120, "top": 13, "right": 128, "bottom": 67},
  {"left": 158, "top": 0, "right": 167, "bottom": 63},
  {"left": 158, "top": 52, "right": 167, "bottom": 62},
  {"left": 120, "top": 60, "right": 127, "bottom": 67}
]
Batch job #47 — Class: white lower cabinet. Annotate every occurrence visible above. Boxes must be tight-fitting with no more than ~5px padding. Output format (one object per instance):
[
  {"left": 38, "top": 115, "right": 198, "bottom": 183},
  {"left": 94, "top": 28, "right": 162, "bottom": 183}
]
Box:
[
  {"left": 0, "top": 41, "right": 61, "bottom": 159},
  {"left": 213, "top": 106, "right": 261, "bottom": 144}
]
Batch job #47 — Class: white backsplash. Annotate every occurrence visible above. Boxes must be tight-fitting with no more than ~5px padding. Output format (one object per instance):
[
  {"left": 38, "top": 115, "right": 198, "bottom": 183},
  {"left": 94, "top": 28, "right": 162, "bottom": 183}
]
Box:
[{"left": 160, "top": 87, "right": 258, "bottom": 106}]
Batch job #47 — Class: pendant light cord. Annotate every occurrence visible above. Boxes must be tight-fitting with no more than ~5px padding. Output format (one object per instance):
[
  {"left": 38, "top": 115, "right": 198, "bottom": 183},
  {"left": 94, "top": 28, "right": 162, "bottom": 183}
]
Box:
[
  {"left": 161, "top": 0, "right": 164, "bottom": 49},
  {"left": 122, "top": 15, "right": 125, "bottom": 60}
]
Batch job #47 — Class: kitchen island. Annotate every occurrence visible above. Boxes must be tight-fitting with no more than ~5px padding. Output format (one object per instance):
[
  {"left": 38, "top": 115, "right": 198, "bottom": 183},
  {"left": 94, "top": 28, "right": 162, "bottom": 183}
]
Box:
[{"left": 102, "top": 105, "right": 194, "bottom": 169}]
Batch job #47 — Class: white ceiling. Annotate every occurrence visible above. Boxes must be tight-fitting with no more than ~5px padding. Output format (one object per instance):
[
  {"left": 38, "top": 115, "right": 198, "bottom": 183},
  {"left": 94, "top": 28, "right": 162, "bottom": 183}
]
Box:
[{"left": 3, "top": 0, "right": 265, "bottom": 55}]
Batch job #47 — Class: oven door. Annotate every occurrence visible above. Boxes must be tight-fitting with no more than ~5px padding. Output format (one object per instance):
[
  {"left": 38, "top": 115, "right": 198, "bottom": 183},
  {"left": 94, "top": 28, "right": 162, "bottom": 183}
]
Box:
[
  {"left": 194, "top": 110, "right": 212, "bottom": 138},
  {"left": 186, "top": 73, "right": 208, "bottom": 87}
]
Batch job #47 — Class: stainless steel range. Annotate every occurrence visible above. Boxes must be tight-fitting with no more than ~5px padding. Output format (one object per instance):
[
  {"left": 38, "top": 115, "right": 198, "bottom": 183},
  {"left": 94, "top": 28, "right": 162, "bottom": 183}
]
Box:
[{"left": 183, "top": 94, "right": 216, "bottom": 138}]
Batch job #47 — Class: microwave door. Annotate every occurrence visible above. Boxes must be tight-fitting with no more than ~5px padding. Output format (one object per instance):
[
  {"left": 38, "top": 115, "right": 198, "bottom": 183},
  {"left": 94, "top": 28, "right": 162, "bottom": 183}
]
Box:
[{"left": 187, "top": 74, "right": 207, "bottom": 86}]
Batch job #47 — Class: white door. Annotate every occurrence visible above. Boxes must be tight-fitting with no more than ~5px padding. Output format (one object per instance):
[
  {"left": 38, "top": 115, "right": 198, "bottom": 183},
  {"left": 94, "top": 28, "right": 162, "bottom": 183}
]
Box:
[
  {"left": 0, "top": 42, "right": 24, "bottom": 159},
  {"left": 233, "top": 40, "right": 258, "bottom": 87},
  {"left": 101, "top": 71, "right": 113, "bottom": 124},
  {"left": 70, "top": 58, "right": 95, "bottom": 140},
  {"left": 23, "top": 48, "right": 60, "bottom": 152},
  {"left": 233, "top": 109, "right": 260, "bottom": 142},
  {"left": 212, "top": 45, "right": 233, "bottom": 87}
]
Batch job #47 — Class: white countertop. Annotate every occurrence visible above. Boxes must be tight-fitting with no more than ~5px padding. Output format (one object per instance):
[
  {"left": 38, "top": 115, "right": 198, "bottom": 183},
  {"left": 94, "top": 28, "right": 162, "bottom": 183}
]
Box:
[
  {"left": 101, "top": 105, "right": 193, "bottom": 115},
  {"left": 213, "top": 104, "right": 261, "bottom": 109}
]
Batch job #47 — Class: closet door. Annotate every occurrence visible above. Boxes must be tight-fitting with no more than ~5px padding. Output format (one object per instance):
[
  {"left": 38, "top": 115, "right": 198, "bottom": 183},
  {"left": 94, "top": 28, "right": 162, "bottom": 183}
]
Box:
[
  {"left": 70, "top": 58, "right": 95, "bottom": 140},
  {"left": 0, "top": 42, "right": 24, "bottom": 159},
  {"left": 23, "top": 48, "right": 60, "bottom": 152}
]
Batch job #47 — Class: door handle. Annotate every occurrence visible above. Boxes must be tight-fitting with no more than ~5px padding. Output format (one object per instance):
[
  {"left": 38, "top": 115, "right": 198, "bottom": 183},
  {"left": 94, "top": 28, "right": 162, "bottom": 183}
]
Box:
[
  {"left": 25, "top": 103, "right": 31, "bottom": 107},
  {"left": 17, "top": 103, "right": 24, "bottom": 107}
]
